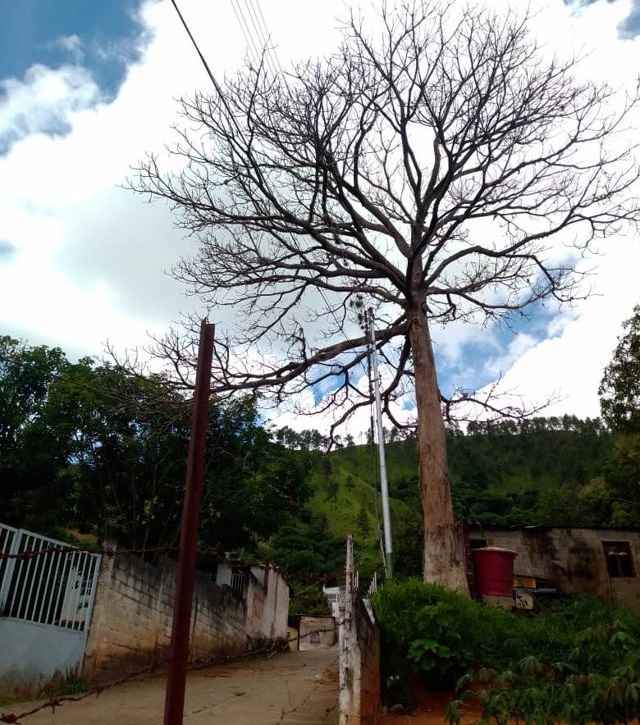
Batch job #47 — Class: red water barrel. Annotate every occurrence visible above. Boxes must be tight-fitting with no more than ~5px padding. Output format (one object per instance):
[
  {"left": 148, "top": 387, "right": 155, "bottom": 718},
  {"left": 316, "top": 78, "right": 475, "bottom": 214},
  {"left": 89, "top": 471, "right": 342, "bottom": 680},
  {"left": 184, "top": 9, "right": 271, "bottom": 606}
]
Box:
[{"left": 472, "top": 547, "right": 517, "bottom": 597}]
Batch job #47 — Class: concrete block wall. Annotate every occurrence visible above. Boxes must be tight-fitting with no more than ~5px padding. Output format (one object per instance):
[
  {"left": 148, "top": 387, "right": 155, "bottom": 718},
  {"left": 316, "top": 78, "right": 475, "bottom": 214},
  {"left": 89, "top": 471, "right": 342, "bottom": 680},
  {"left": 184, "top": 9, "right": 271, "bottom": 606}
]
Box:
[
  {"left": 299, "top": 616, "right": 336, "bottom": 650},
  {"left": 242, "top": 565, "right": 289, "bottom": 642},
  {"left": 339, "top": 570, "right": 381, "bottom": 725},
  {"left": 257, "top": 566, "right": 289, "bottom": 640},
  {"left": 83, "top": 554, "right": 288, "bottom": 679},
  {"left": 245, "top": 569, "right": 266, "bottom": 639},
  {"left": 473, "top": 527, "right": 640, "bottom": 611},
  {"left": 356, "top": 598, "right": 380, "bottom": 724},
  {"left": 338, "top": 590, "right": 381, "bottom": 725}
]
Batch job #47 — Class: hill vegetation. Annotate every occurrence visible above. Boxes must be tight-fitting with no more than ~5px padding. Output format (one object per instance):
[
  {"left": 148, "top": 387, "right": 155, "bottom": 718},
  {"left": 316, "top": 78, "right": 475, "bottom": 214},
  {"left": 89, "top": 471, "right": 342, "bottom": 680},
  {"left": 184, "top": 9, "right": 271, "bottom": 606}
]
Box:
[
  {"left": 2, "top": 330, "right": 638, "bottom": 610},
  {"left": 279, "top": 416, "right": 616, "bottom": 582}
]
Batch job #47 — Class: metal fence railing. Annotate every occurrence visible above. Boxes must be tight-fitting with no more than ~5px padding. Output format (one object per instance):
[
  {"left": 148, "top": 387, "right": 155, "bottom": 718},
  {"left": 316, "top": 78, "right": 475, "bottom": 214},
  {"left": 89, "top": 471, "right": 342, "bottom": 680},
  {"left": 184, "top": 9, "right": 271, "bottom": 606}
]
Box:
[{"left": 0, "top": 523, "right": 101, "bottom": 631}]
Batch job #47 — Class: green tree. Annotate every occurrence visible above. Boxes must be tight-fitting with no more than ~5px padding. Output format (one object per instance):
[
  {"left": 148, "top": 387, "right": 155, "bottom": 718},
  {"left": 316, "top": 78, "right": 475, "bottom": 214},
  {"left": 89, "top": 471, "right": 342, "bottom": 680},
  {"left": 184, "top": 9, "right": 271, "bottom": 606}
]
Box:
[
  {"left": 357, "top": 499, "right": 370, "bottom": 540},
  {"left": 319, "top": 456, "right": 333, "bottom": 483},
  {"left": 200, "top": 397, "right": 311, "bottom": 554},
  {"left": 600, "top": 306, "right": 640, "bottom": 523},
  {"left": 602, "top": 435, "right": 640, "bottom": 526},
  {"left": 46, "top": 361, "right": 190, "bottom": 548},
  {"left": 600, "top": 305, "right": 640, "bottom": 433},
  {"left": 267, "top": 515, "right": 343, "bottom": 576},
  {"left": 265, "top": 514, "right": 344, "bottom": 614},
  {"left": 0, "top": 336, "right": 74, "bottom": 530},
  {"left": 324, "top": 478, "right": 339, "bottom": 504},
  {"left": 64, "top": 369, "right": 310, "bottom": 551},
  {"left": 1, "top": 336, "right": 311, "bottom": 552}
]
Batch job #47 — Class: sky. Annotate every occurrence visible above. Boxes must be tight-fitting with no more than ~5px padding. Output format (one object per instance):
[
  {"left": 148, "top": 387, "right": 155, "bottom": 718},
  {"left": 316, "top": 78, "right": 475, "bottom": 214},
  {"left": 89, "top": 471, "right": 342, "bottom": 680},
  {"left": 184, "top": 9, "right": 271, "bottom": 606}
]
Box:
[{"left": 0, "top": 0, "right": 639, "bottom": 435}]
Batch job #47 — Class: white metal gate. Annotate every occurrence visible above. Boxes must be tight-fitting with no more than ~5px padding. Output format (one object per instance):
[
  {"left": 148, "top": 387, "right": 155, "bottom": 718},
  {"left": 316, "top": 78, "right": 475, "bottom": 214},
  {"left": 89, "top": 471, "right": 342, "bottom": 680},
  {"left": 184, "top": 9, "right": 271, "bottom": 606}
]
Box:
[{"left": 0, "top": 523, "right": 101, "bottom": 689}]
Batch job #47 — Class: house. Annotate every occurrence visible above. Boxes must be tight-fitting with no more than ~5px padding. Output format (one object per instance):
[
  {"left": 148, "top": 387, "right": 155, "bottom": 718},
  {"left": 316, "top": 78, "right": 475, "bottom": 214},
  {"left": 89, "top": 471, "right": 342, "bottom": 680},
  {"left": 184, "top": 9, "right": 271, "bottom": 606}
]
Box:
[{"left": 468, "top": 525, "right": 640, "bottom": 611}]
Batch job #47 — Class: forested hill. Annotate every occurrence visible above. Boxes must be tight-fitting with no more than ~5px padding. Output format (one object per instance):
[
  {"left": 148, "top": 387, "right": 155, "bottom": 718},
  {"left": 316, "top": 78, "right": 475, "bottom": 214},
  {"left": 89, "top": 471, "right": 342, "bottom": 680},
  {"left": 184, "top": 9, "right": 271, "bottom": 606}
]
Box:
[
  {"left": 287, "top": 415, "right": 620, "bottom": 582},
  {"left": 447, "top": 417, "right": 614, "bottom": 526},
  {"left": 321, "top": 416, "right": 616, "bottom": 532}
]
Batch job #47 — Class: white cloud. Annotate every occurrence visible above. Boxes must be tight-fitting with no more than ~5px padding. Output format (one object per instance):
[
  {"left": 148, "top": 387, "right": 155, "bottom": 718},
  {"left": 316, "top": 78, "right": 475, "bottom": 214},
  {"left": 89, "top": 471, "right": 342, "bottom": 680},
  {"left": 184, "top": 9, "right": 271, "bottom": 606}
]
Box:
[
  {"left": 0, "top": 64, "right": 100, "bottom": 150},
  {"left": 0, "top": 0, "right": 228, "bottom": 357},
  {"left": 48, "top": 34, "right": 85, "bottom": 64},
  {"left": 0, "top": 0, "right": 347, "bottom": 354},
  {"left": 489, "top": 236, "right": 640, "bottom": 420},
  {"left": 0, "top": 0, "right": 638, "bottom": 436}
]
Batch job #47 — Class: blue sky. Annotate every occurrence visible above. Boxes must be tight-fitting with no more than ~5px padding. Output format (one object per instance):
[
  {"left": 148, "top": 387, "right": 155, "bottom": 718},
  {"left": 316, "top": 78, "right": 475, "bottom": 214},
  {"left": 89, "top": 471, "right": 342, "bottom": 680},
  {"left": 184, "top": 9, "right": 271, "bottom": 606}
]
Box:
[
  {"left": 436, "top": 304, "right": 560, "bottom": 400},
  {"left": 0, "top": 0, "right": 145, "bottom": 97},
  {"left": 0, "top": 0, "right": 639, "bottom": 434},
  {"left": 566, "top": 0, "right": 640, "bottom": 37}
]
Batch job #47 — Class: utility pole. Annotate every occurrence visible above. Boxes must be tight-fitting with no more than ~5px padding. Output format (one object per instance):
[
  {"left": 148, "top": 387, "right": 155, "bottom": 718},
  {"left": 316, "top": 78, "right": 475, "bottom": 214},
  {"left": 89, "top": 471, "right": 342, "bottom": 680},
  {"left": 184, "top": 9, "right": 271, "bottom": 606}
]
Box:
[
  {"left": 163, "top": 319, "right": 214, "bottom": 725},
  {"left": 367, "top": 309, "right": 393, "bottom": 579}
]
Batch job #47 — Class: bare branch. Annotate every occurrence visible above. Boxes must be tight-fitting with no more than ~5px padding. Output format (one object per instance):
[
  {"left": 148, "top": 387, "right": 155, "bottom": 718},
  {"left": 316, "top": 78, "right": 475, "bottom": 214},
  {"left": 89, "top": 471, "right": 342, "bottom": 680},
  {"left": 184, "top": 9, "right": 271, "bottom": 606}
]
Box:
[{"left": 128, "top": 0, "right": 640, "bottom": 587}]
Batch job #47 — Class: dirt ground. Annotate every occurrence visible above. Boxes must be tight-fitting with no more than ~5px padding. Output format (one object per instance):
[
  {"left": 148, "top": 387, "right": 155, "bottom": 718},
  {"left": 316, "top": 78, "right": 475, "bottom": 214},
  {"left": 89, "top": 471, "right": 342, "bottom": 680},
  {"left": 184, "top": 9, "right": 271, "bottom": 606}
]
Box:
[
  {"left": 379, "top": 688, "right": 480, "bottom": 725},
  {"left": 381, "top": 715, "right": 455, "bottom": 725},
  {"left": 378, "top": 691, "right": 640, "bottom": 725},
  {"left": 380, "top": 708, "right": 476, "bottom": 725}
]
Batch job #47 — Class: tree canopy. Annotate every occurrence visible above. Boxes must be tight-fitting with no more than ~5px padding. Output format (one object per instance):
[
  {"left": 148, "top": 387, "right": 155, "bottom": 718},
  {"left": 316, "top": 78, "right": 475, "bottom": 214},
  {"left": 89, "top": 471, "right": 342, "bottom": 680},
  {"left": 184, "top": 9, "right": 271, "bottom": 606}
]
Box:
[
  {"left": 600, "top": 305, "right": 640, "bottom": 434},
  {"left": 0, "top": 337, "right": 309, "bottom": 553},
  {"left": 0, "top": 336, "right": 74, "bottom": 528},
  {"left": 599, "top": 305, "right": 640, "bottom": 525}
]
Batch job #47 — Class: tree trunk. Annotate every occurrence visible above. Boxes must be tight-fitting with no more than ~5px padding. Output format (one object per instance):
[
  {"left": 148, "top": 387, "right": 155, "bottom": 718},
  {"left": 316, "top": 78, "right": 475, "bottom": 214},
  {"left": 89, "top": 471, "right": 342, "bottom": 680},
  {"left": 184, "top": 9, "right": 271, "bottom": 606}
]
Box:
[{"left": 407, "top": 304, "right": 469, "bottom": 594}]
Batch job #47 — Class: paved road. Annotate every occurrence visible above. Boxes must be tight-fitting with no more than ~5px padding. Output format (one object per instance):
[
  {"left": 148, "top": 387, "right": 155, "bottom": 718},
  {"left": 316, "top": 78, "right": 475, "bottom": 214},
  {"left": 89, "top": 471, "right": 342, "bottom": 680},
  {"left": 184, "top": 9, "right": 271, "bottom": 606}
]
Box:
[{"left": 6, "top": 648, "right": 339, "bottom": 725}]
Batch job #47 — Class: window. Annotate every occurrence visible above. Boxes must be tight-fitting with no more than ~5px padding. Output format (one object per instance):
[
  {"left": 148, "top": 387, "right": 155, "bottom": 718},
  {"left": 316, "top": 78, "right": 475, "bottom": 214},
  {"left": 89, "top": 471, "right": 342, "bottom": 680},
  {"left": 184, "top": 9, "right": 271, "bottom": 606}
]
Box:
[
  {"left": 469, "top": 539, "right": 487, "bottom": 549},
  {"left": 602, "top": 541, "right": 635, "bottom": 578}
]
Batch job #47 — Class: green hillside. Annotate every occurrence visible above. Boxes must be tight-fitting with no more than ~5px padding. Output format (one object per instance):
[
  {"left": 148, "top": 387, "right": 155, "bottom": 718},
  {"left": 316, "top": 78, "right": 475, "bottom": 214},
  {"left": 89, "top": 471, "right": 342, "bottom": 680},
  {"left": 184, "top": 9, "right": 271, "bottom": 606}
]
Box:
[
  {"left": 293, "top": 416, "right": 615, "bottom": 580},
  {"left": 304, "top": 445, "right": 413, "bottom": 576}
]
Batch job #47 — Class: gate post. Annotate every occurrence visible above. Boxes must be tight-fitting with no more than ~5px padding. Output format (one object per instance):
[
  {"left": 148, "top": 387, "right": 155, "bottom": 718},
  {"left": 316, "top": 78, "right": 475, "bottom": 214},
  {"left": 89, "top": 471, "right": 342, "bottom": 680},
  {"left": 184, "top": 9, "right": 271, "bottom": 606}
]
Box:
[{"left": 0, "top": 528, "right": 22, "bottom": 612}]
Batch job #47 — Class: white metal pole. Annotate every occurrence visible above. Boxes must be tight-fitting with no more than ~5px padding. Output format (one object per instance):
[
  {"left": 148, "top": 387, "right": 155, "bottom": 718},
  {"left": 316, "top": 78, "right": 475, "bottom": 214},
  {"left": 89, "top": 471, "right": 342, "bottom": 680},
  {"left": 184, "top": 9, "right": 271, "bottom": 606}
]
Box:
[{"left": 367, "top": 309, "right": 393, "bottom": 578}]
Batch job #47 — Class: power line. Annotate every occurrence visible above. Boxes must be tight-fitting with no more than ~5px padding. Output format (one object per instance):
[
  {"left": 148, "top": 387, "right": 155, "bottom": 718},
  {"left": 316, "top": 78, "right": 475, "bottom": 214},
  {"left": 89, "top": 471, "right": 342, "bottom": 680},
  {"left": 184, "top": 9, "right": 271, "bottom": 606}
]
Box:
[
  {"left": 230, "top": 0, "right": 262, "bottom": 69},
  {"left": 169, "top": 0, "right": 242, "bottom": 136},
  {"left": 245, "top": 0, "right": 281, "bottom": 74},
  {"left": 230, "top": 0, "right": 280, "bottom": 77},
  {"left": 171, "top": 2, "right": 383, "bottom": 491},
  {"left": 232, "top": 0, "right": 369, "bottom": 426}
]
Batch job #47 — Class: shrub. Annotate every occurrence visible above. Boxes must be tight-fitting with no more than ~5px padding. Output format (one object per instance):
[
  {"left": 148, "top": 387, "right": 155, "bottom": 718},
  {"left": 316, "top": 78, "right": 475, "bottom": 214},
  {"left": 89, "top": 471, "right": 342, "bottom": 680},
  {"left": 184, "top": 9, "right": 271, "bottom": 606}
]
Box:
[
  {"left": 373, "top": 578, "right": 640, "bottom": 721},
  {"left": 373, "top": 580, "right": 521, "bottom": 693}
]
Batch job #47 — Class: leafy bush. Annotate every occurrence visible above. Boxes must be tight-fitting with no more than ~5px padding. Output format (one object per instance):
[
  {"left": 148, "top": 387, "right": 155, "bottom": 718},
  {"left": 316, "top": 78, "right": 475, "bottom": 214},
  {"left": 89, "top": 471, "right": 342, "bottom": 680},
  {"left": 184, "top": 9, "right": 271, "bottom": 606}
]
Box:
[
  {"left": 447, "top": 627, "right": 640, "bottom": 725},
  {"left": 373, "top": 579, "right": 640, "bottom": 723},
  {"left": 373, "top": 580, "right": 520, "bottom": 694}
]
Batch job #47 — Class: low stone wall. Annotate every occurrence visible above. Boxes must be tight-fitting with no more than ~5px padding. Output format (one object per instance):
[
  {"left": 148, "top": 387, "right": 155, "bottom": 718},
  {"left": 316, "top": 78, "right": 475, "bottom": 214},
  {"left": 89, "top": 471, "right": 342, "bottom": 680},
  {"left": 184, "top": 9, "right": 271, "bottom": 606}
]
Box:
[{"left": 83, "top": 554, "right": 288, "bottom": 679}]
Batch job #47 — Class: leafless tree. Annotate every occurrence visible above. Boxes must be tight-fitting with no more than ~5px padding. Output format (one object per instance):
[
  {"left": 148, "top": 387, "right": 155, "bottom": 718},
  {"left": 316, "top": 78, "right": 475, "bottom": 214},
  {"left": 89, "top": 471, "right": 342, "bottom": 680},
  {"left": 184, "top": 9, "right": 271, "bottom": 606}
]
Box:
[{"left": 132, "top": 1, "right": 640, "bottom": 590}]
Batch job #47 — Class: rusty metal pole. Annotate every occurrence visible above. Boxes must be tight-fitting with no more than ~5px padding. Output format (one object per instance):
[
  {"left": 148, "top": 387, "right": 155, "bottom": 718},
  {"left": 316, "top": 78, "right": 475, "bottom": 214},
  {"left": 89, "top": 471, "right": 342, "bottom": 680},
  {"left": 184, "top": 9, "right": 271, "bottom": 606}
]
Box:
[{"left": 163, "top": 320, "right": 214, "bottom": 725}]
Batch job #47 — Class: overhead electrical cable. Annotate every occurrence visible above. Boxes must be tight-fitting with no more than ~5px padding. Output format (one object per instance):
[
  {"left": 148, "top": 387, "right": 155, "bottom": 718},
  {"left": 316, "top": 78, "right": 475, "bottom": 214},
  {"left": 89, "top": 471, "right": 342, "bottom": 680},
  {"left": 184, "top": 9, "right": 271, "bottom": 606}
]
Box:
[
  {"left": 230, "top": 0, "right": 262, "bottom": 69},
  {"left": 244, "top": 0, "right": 281, "bottom": 75},
  {"left": 230, "top": 0, "right": 280, "bottom": 77},
  {"left": 169, "top": 0, "right": 243, "bottom": 137}
]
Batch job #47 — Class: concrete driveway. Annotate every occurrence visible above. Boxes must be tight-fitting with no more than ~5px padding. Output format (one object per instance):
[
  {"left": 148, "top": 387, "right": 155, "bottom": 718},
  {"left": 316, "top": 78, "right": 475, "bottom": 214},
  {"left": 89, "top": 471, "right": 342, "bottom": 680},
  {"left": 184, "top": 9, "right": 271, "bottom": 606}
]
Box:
[{"left": 5, "top": 648, "right": 339, "bottom": 725}]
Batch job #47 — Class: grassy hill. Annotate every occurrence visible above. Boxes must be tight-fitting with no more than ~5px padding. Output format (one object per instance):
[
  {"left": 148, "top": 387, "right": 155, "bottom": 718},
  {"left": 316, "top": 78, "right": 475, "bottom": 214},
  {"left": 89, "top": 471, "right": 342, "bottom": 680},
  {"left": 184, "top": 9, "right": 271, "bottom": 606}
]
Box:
[
  {"left": 305, "top": 443, "right": 414, "bottom": 576},
  {"left": 279, "top": 417, "right": 614, "bottom": 583},
  {"left": 305, "top": 417, "right": 614, "bottom": 570}
]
